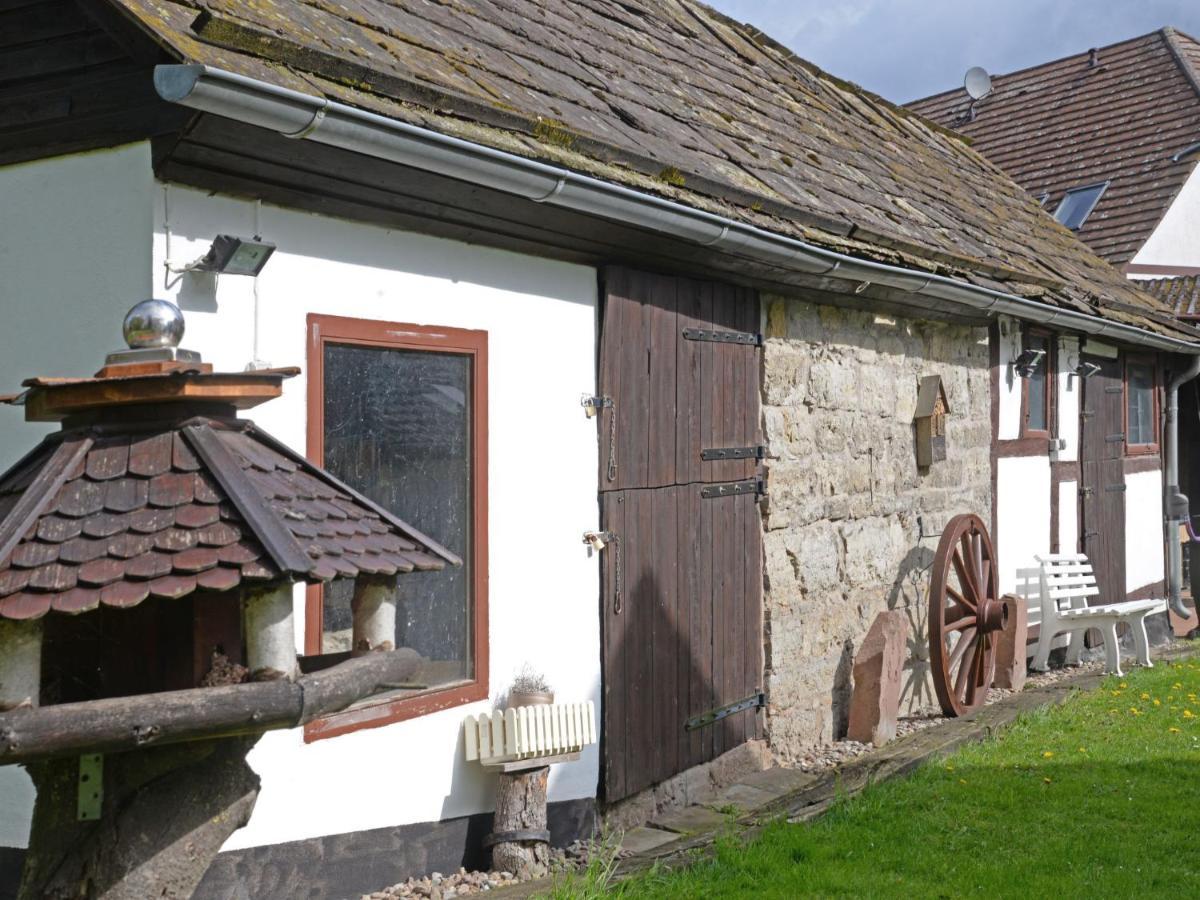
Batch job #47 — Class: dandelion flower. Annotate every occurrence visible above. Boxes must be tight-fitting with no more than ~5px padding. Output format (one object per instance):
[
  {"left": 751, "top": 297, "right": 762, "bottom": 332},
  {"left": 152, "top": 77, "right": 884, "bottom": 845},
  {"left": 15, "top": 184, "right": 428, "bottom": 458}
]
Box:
[
  {"left": 1173, "top": 683, "right": 1183, "bottom": 690},
  {"left": 1141, "top": 692, "right": 1150, "bottom": 700},
  {"left": 1184, "top": 710, "right": 1195, "bottom": 719},
  {"left": 1129, "top": 708, "right": 1142, "bottom": 716},
  {"left": 1042, "top": 751, "right": 1054, "bottom": 758},
  {"left": 1153, "top": 699, "right": 1162, "bottom": 707},
  {"left": 1043, "top": 777, "right": 1052, "bottom": 784},
  {"left": 1078, "top": 747, "right": 1087, "bottom": 753},
  {"left": 1170, "top": 727, "right": 1182, "bottom": 733}
]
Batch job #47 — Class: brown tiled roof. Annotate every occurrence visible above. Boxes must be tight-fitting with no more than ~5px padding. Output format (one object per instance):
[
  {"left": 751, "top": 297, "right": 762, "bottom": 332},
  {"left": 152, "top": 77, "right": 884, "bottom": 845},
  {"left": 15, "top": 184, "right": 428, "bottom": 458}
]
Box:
[
  {"left": 908, "top": 28, "right": 1200, "bottom": 266},
  {"left": 0, "top": 418, "right": 455, "bottom": 620},
  {"left": 104, "top": 0, "right": 1197, "bottom": 342},
  {"left": 1140, "top": 275, "right": 1200, "bottom": 318}
]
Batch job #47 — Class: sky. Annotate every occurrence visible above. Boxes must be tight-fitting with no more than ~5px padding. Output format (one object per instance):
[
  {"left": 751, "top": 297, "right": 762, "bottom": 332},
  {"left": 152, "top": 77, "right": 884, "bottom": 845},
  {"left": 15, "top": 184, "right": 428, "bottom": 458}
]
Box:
[{"left": 704, "top": 0, "right": 1200, "bottom": 103}]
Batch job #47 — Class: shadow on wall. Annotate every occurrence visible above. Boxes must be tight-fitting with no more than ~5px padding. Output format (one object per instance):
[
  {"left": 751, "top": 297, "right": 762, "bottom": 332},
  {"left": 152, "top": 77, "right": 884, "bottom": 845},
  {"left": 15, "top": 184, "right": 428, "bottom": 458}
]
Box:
[
  {"left": 888, "top": 542, "right": 938, "bottom": 716},
  {"left": 604, "top": 562, "right": 761, "bottom": 806}
]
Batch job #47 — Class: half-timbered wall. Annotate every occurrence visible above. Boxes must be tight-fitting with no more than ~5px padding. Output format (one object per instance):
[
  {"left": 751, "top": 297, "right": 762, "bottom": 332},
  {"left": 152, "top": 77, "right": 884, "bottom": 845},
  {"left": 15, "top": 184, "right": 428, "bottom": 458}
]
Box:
[{"left": 760, "top": 295, "right": 991, "bottom": 757}]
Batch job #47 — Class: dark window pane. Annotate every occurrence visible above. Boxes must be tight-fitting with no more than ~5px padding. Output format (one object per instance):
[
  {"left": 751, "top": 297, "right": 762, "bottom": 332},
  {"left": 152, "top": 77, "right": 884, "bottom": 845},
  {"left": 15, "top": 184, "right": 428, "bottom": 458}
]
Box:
[
  {"left": 1127, "top": 364, "right": 1155, "bottom": 445},
  {"left": 1025, "top": 337, "right": 1048, "bottom": 433},
  {"left": 321, "top": 342, "right": 473, "bottom": 693},
  {"left": 1053, "top": 184, "right": 1106, "bottom": 230}
]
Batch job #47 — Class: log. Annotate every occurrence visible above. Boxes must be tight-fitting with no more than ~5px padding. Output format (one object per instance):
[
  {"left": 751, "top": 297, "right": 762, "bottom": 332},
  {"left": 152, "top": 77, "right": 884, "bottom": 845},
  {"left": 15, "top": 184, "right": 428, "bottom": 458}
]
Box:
[
  {"left": 489, "top": 766, "right": 551, "bottom": 879},
  {"left": 0, "top": 648, "right": 419, "bottom": 766},
  {"left": 352, "top": 575, "right": 397, "bottom": 654},
  {"left": 243, "top": 582, "right": 299, "bottom": 680},
  {"left": 0, "top": 618, "right": 41, "bottom": 711},
  {"left": 19, "top": 737, "right": 261, "bottom": 900}
]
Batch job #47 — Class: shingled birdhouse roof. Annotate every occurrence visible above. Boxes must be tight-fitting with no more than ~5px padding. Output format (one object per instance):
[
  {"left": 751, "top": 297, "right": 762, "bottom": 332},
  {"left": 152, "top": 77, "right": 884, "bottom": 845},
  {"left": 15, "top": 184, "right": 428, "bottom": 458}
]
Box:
[{"left": 0, "top": 307, "right": 458, "bottom": 621}]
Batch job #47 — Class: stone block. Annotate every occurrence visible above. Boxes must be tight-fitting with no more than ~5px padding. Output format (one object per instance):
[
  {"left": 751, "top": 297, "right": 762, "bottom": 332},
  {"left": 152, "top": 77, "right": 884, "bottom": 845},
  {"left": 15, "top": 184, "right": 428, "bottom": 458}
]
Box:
[
  {"left": 618, "top": 827, "right": 678, "bottom": 855},
  {"left": 994, "top": 594, "right": 1028, "bottom": 691},
  {"left": 846, "top": 610, "right": 908, "bottom": 746}
]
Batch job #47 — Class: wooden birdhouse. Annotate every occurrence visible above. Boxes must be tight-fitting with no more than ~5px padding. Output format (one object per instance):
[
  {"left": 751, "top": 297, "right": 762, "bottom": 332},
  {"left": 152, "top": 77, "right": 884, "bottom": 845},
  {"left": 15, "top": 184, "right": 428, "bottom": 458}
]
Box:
[
  {"left": 914, "top": 375, "right": 950, "bottom": 468},
  {"left": 0, "top": 300, "right": 461, "bottom": 897}
]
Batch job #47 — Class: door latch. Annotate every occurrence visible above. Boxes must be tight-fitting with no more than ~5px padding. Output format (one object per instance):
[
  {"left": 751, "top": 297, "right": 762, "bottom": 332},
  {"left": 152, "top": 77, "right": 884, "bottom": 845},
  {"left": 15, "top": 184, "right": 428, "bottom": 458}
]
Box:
[{"left": 580, "top": 395, "right": 613, "bottom": 418}]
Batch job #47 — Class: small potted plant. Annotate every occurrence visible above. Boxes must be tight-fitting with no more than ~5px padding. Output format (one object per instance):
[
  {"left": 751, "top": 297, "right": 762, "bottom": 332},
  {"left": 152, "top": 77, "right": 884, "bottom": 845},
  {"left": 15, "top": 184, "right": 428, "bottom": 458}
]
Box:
[{"left": 509, "top": 664, "right": 554, "bottom": 707}]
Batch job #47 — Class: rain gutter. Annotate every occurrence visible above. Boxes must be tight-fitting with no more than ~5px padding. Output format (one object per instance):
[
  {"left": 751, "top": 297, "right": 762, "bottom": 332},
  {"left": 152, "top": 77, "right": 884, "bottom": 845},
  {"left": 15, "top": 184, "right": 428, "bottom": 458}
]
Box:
[{"left": 153, "top": 64, "right": 1200, "bottom": 355}]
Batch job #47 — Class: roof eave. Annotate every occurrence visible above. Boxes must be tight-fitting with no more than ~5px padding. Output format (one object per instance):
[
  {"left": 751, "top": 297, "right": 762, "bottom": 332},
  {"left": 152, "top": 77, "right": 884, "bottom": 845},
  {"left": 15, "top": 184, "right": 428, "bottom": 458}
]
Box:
[{"left": 153, "top": 64, "right": 1200, "bottom": 354}]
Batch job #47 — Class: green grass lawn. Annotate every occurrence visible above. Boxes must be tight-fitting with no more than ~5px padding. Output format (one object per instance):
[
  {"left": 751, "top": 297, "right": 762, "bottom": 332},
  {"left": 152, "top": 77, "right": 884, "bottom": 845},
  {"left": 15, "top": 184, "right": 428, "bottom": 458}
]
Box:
[{"left": 569, "top": 658, "right": 1200, "bottom": 899}]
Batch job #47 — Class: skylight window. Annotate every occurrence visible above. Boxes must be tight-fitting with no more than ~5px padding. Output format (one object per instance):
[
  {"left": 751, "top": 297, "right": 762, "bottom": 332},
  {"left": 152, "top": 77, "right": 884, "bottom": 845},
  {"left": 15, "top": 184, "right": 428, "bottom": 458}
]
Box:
[{"left": 1052, "top": 182, "right": 1108, "bottom": 230}]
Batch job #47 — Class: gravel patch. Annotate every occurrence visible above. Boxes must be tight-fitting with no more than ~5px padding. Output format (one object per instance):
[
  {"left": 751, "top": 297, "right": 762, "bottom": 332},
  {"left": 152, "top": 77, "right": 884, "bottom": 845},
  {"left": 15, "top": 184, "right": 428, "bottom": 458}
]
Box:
[{"left": 360, "top": 843, "right": 591, "bottom": 899}]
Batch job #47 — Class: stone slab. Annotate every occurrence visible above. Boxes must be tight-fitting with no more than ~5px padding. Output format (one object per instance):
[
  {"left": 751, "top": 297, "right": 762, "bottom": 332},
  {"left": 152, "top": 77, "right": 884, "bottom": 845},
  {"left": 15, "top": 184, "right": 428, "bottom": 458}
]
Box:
[
  {"left": 734, "top": 766, "right": 820, "bottom": 798},
  {"left": 995, "top": 594, "right": 1029, "bottom": 690},
  {"left": 650, "top": 804, "right": 729, "bottom": 835},
  {"left": 618, "top": 827, "right": 679, "bottom": 855},
  {"left": 703, "top": 783, "right": 777, "bottom": 814},
  {"left": 847, "top": 610, "right": 908, "bottom": 746}
]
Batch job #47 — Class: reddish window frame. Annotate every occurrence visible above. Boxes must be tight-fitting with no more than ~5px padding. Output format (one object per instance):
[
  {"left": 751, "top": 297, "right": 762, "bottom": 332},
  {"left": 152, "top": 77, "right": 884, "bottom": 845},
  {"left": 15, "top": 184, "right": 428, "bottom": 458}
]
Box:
[
  {"left": 304, "top": 313, "right": 489, "bottom": 741},
  {"left": 1019, "top": 329, "right": 1055, "bottom": 440},
  {"left": 1123, "top": 354, "right": 1160, "bottom": 457}
]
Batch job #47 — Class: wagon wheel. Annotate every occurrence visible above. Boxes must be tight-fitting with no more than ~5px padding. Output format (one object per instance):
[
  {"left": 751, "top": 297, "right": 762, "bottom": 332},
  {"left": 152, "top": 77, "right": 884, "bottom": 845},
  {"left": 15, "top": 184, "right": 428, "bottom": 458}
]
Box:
[{"left": 928, "top": 513, "right": 1008, "bottom": 717}]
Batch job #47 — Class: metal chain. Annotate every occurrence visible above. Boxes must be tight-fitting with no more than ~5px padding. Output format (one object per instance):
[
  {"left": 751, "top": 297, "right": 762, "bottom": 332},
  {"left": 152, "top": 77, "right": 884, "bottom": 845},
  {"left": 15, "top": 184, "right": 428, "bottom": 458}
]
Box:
[
  {"left": 606, "top": 401, "right": 618, "bottom": 482},
  {"left": 612, "top": 532, "right": 623, "bottom": 615}
]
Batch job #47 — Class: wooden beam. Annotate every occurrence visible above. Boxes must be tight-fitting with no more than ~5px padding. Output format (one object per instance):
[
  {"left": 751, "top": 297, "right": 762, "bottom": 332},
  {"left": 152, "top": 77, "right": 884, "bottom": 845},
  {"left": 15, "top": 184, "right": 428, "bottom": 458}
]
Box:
[
  {"left": 181, "top": 424, "right": 315, "bottom": 575},
  {"left": 0, "top": 648, "right": 420, "bottom": 765}
]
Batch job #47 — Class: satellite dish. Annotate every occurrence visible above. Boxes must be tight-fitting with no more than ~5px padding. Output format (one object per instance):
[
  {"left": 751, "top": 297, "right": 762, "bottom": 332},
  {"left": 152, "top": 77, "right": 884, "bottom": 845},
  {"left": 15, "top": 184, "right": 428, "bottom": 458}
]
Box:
[{"left": 964, "top": 66, "right": 993, "bottom": 101}]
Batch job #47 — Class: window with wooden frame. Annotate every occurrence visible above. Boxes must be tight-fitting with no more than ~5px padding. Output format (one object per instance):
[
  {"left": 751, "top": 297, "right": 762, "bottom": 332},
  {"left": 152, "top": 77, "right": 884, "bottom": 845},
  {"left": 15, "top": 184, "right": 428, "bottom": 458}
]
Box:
[
  {"left": 1019, "top": 330, "right": 1054, "bottom": 439},
  {"left": 304, "top": 314, "right": 487, "bottom": 740},
  {"left": 1125, "top": 356, "right": 1159, "bottom": 455}
]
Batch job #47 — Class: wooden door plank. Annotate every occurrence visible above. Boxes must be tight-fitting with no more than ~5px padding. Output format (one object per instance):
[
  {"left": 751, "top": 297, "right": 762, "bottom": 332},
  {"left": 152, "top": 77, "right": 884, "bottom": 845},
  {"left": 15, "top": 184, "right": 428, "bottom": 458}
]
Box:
[
  {"left": 600, "top": 490, "right": 626, "bottom": 801},
  {"left": 678, "top": 483, "right": 700, "bottom": 769},
  {"left": 647, "top": 274, "right": 678, "bottom": 488},
  {"left": 697, "top": 485, "right": 714, "bottom": 766},
  {"left": 653, "top": 485, "right": 680, "bottom": 785},
  {"left": 743, "top": 491, "right": 764, "bottom": 740},
  {"left": 598, "top": 271, "right": 624, "bottom": 492},
  {"left": 627, "top": 488, "right": 657, "bottom": 795},
  {"left": 724, "top": 491, "right": 746, "bottom": 750},
  {"left": 709, "top": 492, "right": 729, "bottom": 758},
  {"left": 676, "top": 278, "right": 703, "bottom": 486},
  {"left": 698, "top": 281, "right": 717, "bottom": 484}
]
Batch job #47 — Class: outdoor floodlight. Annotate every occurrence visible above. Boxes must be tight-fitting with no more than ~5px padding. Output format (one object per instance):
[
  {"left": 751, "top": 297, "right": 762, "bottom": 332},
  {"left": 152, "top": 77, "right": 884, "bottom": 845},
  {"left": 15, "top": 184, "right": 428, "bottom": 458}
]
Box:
[
  {"left": 193, "top": 234, "right": 276, "bottom": 276},
  {"left": 1074, "top": 361, "right": 1102, "bottom": 379},
  {"left": 1013, "top": 348, "right": 1046, "bottom": 377}
]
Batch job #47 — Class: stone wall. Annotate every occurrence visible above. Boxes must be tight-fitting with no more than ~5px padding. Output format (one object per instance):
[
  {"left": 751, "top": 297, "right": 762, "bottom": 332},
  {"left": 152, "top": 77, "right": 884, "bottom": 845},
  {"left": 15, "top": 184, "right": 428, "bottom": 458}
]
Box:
[{"left": 760, "top": 295, "right": 991, "bottom": 762}]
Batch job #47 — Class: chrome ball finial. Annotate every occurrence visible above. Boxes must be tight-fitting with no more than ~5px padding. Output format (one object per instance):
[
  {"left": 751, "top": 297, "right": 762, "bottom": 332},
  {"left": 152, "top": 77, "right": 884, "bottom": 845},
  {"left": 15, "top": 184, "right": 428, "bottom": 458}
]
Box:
[{"left": 122, "top": 299, "right": 184, "bottom": 349}]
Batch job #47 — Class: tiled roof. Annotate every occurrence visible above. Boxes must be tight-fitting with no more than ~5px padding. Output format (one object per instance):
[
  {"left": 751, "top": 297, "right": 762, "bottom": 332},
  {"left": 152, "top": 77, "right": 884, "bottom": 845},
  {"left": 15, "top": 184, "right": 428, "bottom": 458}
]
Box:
[
  {"left": 1139, "top": 275, "right": 1200, "bottom": 318},
  {"left": 908, "top": 29, "right": 1200, "bottom": 266},
  {"left": 104, "top": 0, "right": 1197, "bottom": 342},
  {"left": 0, "top": 418, "right": 454, "bottom": 620}
]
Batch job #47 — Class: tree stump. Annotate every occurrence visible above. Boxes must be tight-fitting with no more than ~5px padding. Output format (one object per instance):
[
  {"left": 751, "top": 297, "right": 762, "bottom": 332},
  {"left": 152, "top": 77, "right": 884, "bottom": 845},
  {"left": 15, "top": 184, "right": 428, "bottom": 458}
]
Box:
[
  {"left": 18, "top": 736, "right": 260, "bottom": 899},
  {"left": 489, "top": 766, "right": 550, "bottom": 879}
]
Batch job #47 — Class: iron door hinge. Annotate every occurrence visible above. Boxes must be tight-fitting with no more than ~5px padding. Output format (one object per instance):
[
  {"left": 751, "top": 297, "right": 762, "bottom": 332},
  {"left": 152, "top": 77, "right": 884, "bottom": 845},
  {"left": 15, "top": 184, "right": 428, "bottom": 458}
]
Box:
[
  {"left": 1105, "top": 484, "right": 1127, "bottom": 493},
  {"left": 682, "top": 327, "right": 763, "bottom": 346},
  {"left": 1079, "top": 487, "right": 1095, "bottom": 498},
  {"left": 1105, "top": 434, "right": 1125, "bottom": 443},
  {"left": 700, "top": 478, "right": 763, "bottom": 499},
  {"left": 686, "top": 691, "right": 766, "bottom": 731},
  {"left": 701, "top": 445, "right": 765, "bottom": 461}
]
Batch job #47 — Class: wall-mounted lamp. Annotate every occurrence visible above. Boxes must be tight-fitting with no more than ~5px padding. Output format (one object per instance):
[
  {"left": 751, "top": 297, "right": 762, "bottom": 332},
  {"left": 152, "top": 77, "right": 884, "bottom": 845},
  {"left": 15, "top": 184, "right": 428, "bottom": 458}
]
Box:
[
  {"left": 192, "top": 234, "right": 276, "bottom": 276},
  {"left": 1012, "top": 348, "right": 1046, "bottom": 378},
  {"left": 1073, "top": 361, "right": 1101, "bottom": 379}
]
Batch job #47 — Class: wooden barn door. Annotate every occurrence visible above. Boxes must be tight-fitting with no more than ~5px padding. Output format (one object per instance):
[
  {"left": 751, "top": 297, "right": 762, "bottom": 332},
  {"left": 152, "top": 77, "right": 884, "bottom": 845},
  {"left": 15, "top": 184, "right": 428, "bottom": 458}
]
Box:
[
  {"left": 597, "top": 267, "right": 763, "bottom": 803},
  {"left": 1079, "top": 355, "right": 1126, "bottom": 604}
]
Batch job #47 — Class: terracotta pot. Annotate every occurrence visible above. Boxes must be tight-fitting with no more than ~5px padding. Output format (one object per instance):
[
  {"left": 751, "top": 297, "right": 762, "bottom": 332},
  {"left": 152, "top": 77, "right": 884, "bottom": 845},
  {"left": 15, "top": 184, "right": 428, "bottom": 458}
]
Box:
[{"left": 509, "top": 689, "right": 554, "bottom": 707}]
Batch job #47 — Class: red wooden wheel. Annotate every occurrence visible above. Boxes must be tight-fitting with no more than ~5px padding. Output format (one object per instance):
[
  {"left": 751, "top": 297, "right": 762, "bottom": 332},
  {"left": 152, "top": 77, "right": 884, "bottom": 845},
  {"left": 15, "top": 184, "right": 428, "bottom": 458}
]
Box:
[{"left": 928, "top": 513, "right": 1008, "bottom": 717}]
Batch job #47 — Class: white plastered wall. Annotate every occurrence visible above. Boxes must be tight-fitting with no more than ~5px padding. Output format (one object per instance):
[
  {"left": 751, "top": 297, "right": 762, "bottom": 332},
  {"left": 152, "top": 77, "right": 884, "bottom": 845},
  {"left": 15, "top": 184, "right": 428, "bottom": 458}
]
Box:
[
  {"left": 1126, "top": 468, "right": 1166, "bottom": 593},
  {"left": 0, "top": 143, "right": 153, "bottom": 469},
  {"left": 995, "top": 317, "right": 1023, "bottom": 440},
  {"left": 0, "top": 167, "right": 602, "bottom": 850},
  {"left": 152, "top": 184, "right": 601, "bottom": 849},
  {"left": 997, "top": 455, "right": 1051, "bottom": 595},
  {"left": 0, "top": 144, "right": 154, "bottom": 849},
  {"left": 1129, "top": 164, "right": 1200, "bottom": 269}
]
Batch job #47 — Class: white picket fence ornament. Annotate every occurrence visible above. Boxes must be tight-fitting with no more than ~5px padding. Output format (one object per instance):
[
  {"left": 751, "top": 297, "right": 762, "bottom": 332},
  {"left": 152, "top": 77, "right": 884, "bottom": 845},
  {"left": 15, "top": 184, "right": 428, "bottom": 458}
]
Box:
[{"left": 463, "top": 701, "right": 596, "bottom": 768}]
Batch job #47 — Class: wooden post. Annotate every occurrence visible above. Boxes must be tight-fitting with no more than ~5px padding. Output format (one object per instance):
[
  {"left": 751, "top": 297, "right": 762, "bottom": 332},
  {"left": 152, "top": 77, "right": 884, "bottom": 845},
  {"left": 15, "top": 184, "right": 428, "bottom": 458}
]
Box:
[
  {"left": 351, "top": 575, "right": 397, "bottom": 655},
  {"left": 243, "top": 583, "right": 298, "bottom": 681},
  {"left": 490, "top": 766, "right": 551, "bottom": 879},
  {"left": 19, "top": 737, "right": 260, "bottom": 900},
  {"left": 0, "top": 618, "right": 42, "bottom": 711}
]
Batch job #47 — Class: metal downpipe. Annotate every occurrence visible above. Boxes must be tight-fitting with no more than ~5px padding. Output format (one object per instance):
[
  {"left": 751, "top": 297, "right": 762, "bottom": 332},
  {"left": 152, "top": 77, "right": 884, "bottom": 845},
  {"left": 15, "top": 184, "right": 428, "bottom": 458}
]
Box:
[{"left": 1166, "top": 355, "right": 1200, "bottom": 617}]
